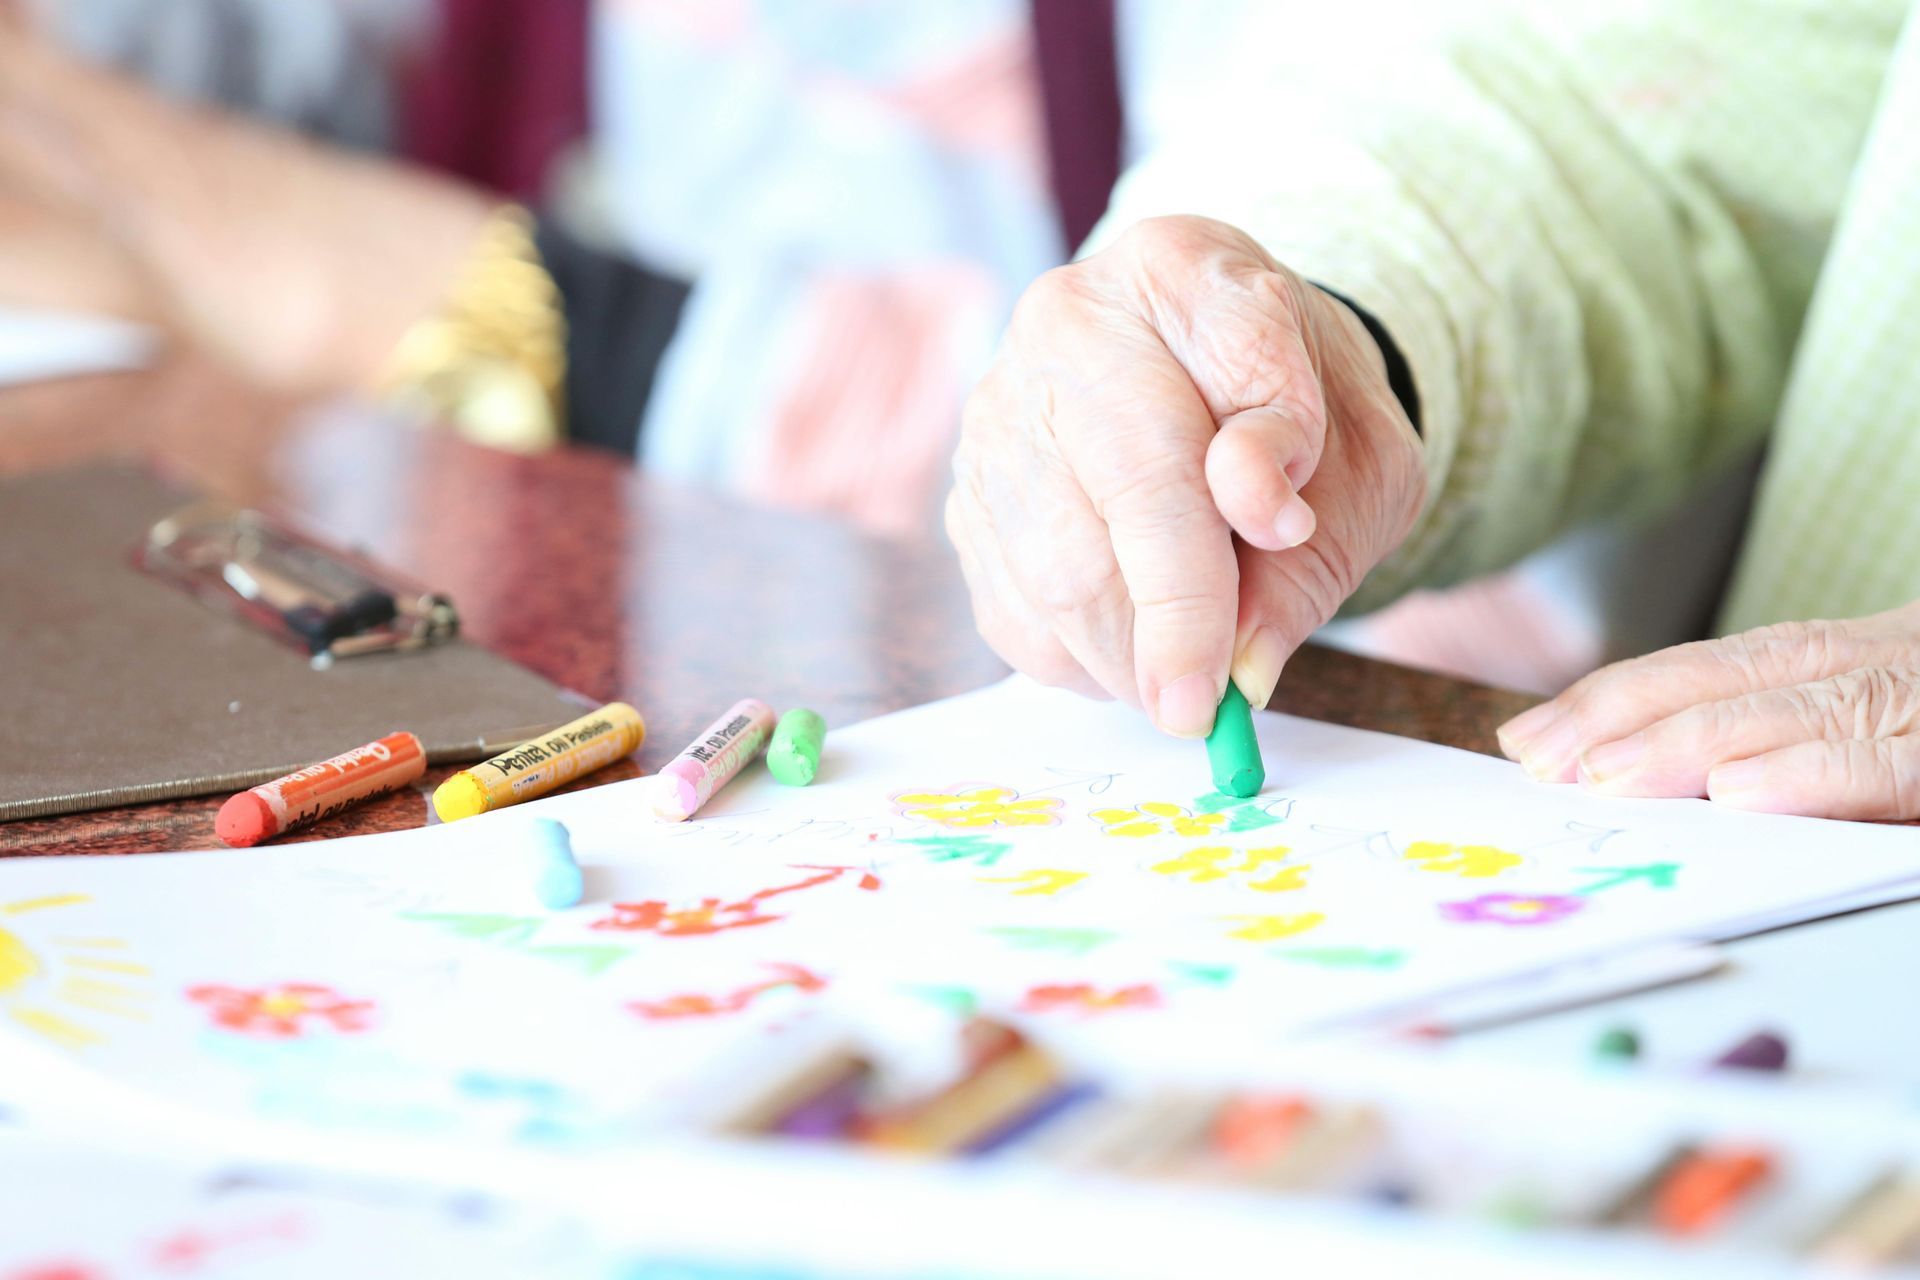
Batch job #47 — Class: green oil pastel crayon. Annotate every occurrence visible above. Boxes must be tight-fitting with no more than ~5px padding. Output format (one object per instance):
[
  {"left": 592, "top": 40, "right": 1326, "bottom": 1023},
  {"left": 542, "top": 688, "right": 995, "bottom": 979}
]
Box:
[
  {"left": 767, "top": 707, "right": 827, "bottom": 786},
  {"left": 1206, "top": 681, "right": 1265, "bottom": 798},
  {"left": 1594, "top": 1026, "right": 1642, "bottom": 1062}
]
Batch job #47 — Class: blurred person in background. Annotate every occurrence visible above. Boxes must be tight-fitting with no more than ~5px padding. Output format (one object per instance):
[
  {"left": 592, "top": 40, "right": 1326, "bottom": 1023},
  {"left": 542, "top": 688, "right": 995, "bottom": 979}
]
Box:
[{"left": 0, "top": 0, "right": 1142, "bottom": 534}]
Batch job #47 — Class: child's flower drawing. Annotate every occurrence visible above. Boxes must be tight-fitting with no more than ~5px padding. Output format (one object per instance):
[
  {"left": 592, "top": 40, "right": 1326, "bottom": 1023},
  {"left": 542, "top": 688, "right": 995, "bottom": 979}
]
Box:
[
  {"left": 628, "top": 963, "right": 827, "bottom": 1021},
  {"left": 1019, "top": 982, "right": 1161, "bottom": 1015},
  {"left": 185, "top": 982, "right": 374, "bottom": 1038},
  {"left": 590, "top": 898, "right": 781, "bottom": 936},
  {"left": 1404, "top": 841, "right": 1523, "bottom": 879},
  {"left": 890, "top": 786, "right": 1063, "bottom": 829},
  {"left": 1439, "top": 893, "right": 1585, "bottom": 926},
  {"left": 1152, "top": 845, "right": 1302, "bottom": 890},
  {"left": 1091, "top": 802, "right": 1227, "bottom": 838}
]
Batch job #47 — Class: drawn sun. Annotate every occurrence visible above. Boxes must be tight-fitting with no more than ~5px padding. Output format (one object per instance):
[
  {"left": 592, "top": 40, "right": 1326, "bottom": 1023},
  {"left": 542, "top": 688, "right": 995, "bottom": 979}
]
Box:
[{"left": 0, "top": 894, "right": 154, "bottom": 1049}]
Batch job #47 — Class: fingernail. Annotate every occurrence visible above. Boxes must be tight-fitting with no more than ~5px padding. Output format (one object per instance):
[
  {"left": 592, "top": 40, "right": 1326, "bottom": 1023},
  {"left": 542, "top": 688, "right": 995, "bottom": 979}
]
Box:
[
  {"left": 1230, "top": 627, "right": 1285, "bottom": 709},
  {"left": 1578, "top": 733, "right": 1645, "bottom": 785},
  {"left": 1707, "top": 758, "right": 1765, "bottom": 800},
  {"left": 1272, "top": 496, "right": 1316, "bottom": 548},
  {"left": 1496, "top": 702, "right": 1561, "bottom": 757},
  {"left": 1519, "top": 717, "right": 1583, "bottom": 782},
  {"left": 1156, "top": 672, "right": 1221, "bottom": 739}
]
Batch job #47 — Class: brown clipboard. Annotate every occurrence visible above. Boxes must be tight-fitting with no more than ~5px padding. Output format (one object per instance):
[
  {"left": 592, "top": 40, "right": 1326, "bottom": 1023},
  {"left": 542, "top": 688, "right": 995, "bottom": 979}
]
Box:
[{"left": 0, "top": 463, "right": 586, "bottom": 822}]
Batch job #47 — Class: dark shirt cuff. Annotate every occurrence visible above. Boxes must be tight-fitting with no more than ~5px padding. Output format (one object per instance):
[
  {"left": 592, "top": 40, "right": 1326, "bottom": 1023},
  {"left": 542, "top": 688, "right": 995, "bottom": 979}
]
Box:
[
  {"left": 534, "top": 216, "right": 692, "bottom": 456},
  {"left": 1313, "top": 284, "right": 1422, "bottom": 436}
]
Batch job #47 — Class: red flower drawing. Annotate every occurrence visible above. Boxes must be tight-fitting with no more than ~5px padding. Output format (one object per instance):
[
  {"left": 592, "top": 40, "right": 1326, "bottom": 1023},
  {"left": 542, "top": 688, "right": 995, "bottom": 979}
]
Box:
[
  {"left": 591, "top": 865, "right": 880, "bottom": 937},
  {"left": 628, "top": 963, "right": 828, "bottom": 1020},
  {"left": 590, "top": 897, "right": 783, "bottom": 937},
  {"left": 185, "top": 982, "right": 375, "bottom": 1038}
]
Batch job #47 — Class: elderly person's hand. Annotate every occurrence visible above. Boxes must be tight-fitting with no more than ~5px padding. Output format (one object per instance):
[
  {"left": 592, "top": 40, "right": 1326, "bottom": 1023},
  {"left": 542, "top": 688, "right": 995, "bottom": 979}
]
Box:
[
  {"left": 949, "top": 216, "right": 1425, "bottom": 736},
  {"left": 1499, "top": 603, "right": 1920, "bottom": 821}
]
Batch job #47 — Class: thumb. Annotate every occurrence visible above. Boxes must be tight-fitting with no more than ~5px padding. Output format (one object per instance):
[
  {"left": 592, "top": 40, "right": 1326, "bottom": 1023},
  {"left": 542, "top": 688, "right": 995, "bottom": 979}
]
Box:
[
  {"left": 1228, "top": 537, "right": 1341, "bottom": 709},
  {"left": 1225, "top": 395, "right": 1425, "bottom": 707}
]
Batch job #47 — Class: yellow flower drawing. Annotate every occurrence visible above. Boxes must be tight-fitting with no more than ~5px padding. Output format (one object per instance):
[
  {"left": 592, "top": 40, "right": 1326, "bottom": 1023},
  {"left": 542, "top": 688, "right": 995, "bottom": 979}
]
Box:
[
  {"left": 1223, "top": 912, "right": 1327, "bottom": 942},
  {"left": 1153, "top": 846, "right": 1307, "bottom": 892},
  {"left": 1403, "top": 841, "right": 1523, "bottom": 879},
  {"left": 1092, "top": 802, "right": 1227, "bottom": 838},
  {"left": 1152, "top": 846, "right": 1236, "bottom": 882},
  {"left": 890, "top": 786, "right": 1064, "bottom": 829},
  {"left": 978, "top": 869, "right": 1088, "bottom": 896}
]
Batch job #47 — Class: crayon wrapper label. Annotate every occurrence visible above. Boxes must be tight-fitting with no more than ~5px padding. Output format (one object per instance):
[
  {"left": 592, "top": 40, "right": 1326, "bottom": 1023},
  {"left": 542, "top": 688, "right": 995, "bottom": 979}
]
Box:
[
  {"left": 687, "top": 714, "right": 769, "bottom": 804},
  {"left": 506, "top": 731, "right": 628, "bottom": 797},
  {"left": 470, "top": 707, "right": 644, "bottom": 807},
  {"left": 255, "top": 733, "right": 423, "bottom": 829},
  {"left": 661, "top": 701, "right": 774, "bottom": 814}
]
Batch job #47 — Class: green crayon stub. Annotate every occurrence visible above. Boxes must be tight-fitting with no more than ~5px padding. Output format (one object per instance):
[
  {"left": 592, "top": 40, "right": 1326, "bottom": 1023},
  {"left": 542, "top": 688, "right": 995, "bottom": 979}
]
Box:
[
  {"left": 1593, "top": 1025, "right": 1641, "bottom": 1063},
  {"left": 767, "top": 707, "right": 827, "bottom": 786},
  {"left": 1206, "top": 682, "right": 1265, "bottom": 798}
]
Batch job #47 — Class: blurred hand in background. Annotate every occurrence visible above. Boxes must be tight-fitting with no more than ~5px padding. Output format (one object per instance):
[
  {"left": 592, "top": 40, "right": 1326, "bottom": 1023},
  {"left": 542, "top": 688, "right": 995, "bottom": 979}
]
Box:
[{"left": 0, "top": 22, "right": 488, "bottom": 394}]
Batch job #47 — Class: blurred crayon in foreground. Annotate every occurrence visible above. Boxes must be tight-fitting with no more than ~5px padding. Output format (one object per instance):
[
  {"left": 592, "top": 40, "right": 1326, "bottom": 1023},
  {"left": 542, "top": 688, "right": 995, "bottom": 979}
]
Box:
[
  {"left": 1654, "top": 1146, "right": 1774, "bottom": 1236},
  {"left": 721, "top": 1046, "right": 872, "bottom": 1138},
  {"left": 1810, "top": 1171, "right": 1920, "bottom": 1268},
  {"left": 860, "top": 1021, "right": 1060, "bottom": 1154},
  {"left": 1593, "top": 1026, "right": 1641, "bottom": 1062},
  {"left": 1213, "top": 1094, "right": 1316, "bottom": 1171},
  {"left": 217, "top": 730, "right": 425, "bottom": 847},
  {"left": 1711, "top": 1030, "right": 1789, "bottom": 1073}
]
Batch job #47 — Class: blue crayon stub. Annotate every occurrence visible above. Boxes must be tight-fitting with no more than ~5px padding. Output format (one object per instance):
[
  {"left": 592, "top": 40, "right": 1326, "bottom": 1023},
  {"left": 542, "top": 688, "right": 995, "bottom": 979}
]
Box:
[{"left": 528, "top": 817, "right": 583, "bottom": 909}]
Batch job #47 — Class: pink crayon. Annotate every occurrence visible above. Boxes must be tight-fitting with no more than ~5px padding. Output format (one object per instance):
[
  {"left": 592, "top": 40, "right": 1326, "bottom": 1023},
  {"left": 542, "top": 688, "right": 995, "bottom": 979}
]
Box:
[{"left": 650, "top": 698, "right": 777, "bottom": 821}]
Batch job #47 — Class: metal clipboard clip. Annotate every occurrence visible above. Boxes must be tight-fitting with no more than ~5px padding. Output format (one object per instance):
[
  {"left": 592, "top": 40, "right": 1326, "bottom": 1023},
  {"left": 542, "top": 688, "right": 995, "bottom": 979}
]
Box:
[{"left": 136, "top": 501, "right": 459, "bottom": 665}]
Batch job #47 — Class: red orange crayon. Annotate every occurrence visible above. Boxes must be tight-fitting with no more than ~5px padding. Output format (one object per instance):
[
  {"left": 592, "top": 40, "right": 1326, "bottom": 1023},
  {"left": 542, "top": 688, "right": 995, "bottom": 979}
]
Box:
[
  {"left": 216, "top": 731, "right": 426, "bottom": 847},
  {"left": 1213, "top": 1094, "right": 1316, "bottom": 1170},
  {"left": 1653, "top": 1145, "right": 1775, "bottom": 1236}
]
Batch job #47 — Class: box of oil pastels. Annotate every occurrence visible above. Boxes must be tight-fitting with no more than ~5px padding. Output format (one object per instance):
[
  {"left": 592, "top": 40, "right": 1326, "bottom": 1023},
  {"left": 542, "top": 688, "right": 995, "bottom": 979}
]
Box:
[{"left": 6, "top": 1021, "right": 1920, "bottom": 1280}]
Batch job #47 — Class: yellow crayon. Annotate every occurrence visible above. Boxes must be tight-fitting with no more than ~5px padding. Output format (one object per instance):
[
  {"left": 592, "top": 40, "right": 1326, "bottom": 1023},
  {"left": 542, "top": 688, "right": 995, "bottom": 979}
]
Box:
[
  {"left": 433, "top": 702, "right": 645, "bottom": 822},
  {"left": 859, "top": 1022, "right": 1061, "bottom": 1155},
  {"left": 1809, "top": 1171, "right": 1920, "bottom": 1268}
]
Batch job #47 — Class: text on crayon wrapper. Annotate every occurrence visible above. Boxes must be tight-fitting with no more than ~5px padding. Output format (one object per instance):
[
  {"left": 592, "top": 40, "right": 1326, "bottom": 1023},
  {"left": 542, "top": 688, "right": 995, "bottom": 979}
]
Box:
[
  {"left": 690, "top": 714, "right": 754, "bottom": 765},
  {"left": 483, "top": 717, "right": 619, "bottom": 779},
  {"left": 275, "top": 739, "right": 398, "bottom": 786}
]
